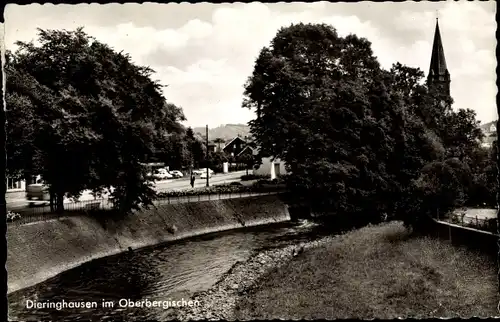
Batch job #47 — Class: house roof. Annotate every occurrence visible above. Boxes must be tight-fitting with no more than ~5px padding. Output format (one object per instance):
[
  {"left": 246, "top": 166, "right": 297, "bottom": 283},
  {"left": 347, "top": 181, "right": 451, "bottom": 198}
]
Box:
[
  {"left": 222, "top": 136, "right": 246, "bottom": 150},
  {"left": 237, "top": 145, "right": 255, "bottom": 156}
]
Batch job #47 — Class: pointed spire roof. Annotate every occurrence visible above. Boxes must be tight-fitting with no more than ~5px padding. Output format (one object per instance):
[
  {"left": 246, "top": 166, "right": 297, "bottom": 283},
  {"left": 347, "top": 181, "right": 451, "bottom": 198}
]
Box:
[{"left": 428, "top": 18, "right": 448, "bottom": 77}]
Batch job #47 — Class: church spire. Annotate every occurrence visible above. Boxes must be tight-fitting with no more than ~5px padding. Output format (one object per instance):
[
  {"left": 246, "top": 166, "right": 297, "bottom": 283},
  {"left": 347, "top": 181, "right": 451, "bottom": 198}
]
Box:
[{"left": 427, "top": 17, "right": 451, "bottom": 96}]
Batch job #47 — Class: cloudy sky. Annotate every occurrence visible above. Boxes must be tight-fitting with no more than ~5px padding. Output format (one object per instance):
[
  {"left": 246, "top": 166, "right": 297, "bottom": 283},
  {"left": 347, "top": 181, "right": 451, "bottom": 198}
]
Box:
[{"left": 3, "top": 2, "right": 497, "bottom": 127}]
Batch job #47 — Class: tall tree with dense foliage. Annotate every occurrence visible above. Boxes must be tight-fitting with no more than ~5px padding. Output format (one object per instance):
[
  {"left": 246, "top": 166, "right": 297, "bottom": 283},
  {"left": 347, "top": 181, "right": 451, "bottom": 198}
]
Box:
[
  {"left": 466, "top": 142, "right": 498, "bottom": 208},
  {"left": 6, "top": 28, "right": 185, "bottom": 213},
  {"left": 243, "top": 23, "right": 402, "bottom": 221},
  {"left": 243, "top": 22, "right": 486, "bottom": 229},
  {"left": 236, "top": 152, "right": 257, "bottom": 176},
  {"left": 5, "top": 52, "right": 51, "bottom": 184},
  {"left": 185, "top": 127, "right": 206, "bottom": 169}
]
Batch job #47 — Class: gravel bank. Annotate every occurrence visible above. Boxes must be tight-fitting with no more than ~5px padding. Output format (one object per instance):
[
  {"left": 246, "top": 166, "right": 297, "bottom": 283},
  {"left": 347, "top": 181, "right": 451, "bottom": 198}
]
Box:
[{"left": 174, "top": 235, "right": 339, "bottom": 321}]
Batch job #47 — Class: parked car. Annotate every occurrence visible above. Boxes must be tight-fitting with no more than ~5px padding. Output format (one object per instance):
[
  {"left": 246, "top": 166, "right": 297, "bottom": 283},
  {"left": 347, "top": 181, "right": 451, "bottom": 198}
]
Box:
[
  {"left": 169, "top": 170, "right": 183, "bottom": 178},
  {"left": 200, "top": 172, "right": 213, "bottom": 179},
  {"left": 26, "top": 181, "right": 50, "bottom": 201},
  {"left": 193, "top": 168, "right": 214, "bottom": 176},
  {"left": 144, "top": 172, "right": 156, "bottom": 181},
  {"left": 155, "top": 169, "right": 173, "bottom": 180}
]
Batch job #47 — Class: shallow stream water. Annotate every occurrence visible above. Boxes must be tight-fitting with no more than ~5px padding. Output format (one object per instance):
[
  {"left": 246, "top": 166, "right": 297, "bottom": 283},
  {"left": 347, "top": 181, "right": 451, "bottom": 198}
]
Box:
[{"left": 8, "top": 220, "right": 329, "bottom": 321}]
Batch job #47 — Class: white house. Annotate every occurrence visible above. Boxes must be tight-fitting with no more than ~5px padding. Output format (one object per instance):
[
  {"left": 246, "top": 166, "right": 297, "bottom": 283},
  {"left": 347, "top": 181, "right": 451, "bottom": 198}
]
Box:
[
  {"left": 6, "top": 177, "right": 26, "bottom": 192},
  {"left": 479, "top": 121, "right": 498, "bottom": 148},
  {"left": 252, "top": 147, "right": 287, "bottom": 179},
  {"left": 253, "top": 157, "right": 287, "bottom": 180}
]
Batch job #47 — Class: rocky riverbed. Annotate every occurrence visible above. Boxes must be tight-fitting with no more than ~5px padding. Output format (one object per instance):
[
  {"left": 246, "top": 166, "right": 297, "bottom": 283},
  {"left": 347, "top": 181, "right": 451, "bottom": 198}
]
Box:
[{"left": 173, "top": 235, "right": 339, "bottom": 321}]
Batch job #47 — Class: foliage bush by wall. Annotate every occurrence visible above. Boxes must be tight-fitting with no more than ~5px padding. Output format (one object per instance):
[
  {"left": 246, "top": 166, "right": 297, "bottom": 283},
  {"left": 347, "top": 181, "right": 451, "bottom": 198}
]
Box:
[
  {"left": 7, "top": 211, "right": 21, "bottom": 222},
  {"left": 240, "top": 174, "right": 270, "bottom": 181},
  {"left": 156, "top": 182, "right": 285, "bottom": 198}
]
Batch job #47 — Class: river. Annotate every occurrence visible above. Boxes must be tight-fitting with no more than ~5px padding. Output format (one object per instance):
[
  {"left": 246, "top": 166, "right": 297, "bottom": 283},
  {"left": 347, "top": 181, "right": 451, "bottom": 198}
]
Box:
[{"left": 8, "top": 219, "right": 331, "bottom": 321}]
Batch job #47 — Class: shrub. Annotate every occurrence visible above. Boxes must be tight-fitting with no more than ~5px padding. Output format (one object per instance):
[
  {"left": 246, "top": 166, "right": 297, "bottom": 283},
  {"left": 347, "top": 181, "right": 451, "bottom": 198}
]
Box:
[
  {"left": 256, "top": 179, "right": 273, "bottom": 185},
  {"left": 487, "top": 218, "right": 497, "bottom": 234},
  {"left": 256, "top": 176, "right": 288, "bottom": 185},
  {"left": 240, "top": 174, "right": 270, "bottom": 181},
  {"left": 156, "top": 181, "right": 285, "bottom": 198},
  {"left": 7, "top": 211, "right": 21, "bottom": 222},
  {"left": 450, "top": 213, "right": 461, "bottom": 224}
]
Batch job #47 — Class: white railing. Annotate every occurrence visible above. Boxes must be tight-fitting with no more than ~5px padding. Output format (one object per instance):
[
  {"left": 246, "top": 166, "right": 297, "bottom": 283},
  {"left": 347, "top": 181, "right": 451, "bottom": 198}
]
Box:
[{"left": 8, "top": 190, "right": 286, "bottom": 226}]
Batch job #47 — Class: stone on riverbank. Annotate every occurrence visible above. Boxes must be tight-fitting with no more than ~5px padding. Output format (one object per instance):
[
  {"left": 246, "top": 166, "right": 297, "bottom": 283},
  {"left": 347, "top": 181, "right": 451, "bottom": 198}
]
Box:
[
  {"left": 174, "top": 238, "right": 337, "bottom": 321},
  {"left": 175, "top": 222, "right": 498, "bottom": 320}
]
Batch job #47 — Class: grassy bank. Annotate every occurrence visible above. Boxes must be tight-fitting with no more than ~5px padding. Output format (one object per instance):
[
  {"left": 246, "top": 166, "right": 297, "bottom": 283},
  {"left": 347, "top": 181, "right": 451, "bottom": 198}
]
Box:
[{"left": 234, "top": 222, "right": 498, "bottom": 319}]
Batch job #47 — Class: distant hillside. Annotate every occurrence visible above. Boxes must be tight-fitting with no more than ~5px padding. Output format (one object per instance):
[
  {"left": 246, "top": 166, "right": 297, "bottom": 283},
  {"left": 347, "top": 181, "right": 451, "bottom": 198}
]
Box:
[{"left": 192, "top": 124, "right": 251, "bottom": 141}]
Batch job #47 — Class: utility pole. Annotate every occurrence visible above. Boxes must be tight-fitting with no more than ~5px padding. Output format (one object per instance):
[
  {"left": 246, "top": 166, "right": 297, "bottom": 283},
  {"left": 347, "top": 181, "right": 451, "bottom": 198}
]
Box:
[{"left": 206, "top": 124, "right": 209, "bottom": 187}]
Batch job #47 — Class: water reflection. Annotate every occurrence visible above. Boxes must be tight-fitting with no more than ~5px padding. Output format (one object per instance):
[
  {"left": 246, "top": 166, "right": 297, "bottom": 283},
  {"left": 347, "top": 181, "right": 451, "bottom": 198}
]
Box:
[{"left": 9, "top": 220, "right": 329, "bottom": 321}]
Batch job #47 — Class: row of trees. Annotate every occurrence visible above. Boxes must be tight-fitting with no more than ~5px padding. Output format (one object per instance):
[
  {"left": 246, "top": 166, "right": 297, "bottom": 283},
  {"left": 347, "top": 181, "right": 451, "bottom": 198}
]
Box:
[
  {"left": 243, "top": 23, "right": 497, "bottom": 229},
  {"left": 5, "top": 28, "right": 213, "bottom": 213},
  {"left": 6, "top": 27, "right": 261, "bottom": 213}
]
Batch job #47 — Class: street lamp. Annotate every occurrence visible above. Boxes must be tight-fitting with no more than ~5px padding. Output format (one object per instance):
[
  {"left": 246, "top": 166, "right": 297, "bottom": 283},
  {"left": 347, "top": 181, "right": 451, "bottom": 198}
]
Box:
[{"left": 206, "top": 124, "right": 209, "bottom": 187}]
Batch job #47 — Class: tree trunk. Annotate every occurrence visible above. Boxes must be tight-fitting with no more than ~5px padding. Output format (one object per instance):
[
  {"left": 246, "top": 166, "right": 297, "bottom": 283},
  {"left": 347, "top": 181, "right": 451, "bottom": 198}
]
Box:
[
  {"left": 50, "top": 192, "right": 55, "bottom": 212},
  {"left": 24, "top": 170, "right": 33, "bottom": 185},
  {"left": 56, "top": 192, "right": 64, "bottom": 214}
]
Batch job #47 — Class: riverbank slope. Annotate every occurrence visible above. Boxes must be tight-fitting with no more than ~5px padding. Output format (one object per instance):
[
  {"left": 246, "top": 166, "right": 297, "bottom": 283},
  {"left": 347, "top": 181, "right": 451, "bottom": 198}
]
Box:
[
  {"left": 176, "top": 221, "right": 498, "bottom": 320},
  {"left": 7, "top": 195, "right": 290, "bottom": 294}
]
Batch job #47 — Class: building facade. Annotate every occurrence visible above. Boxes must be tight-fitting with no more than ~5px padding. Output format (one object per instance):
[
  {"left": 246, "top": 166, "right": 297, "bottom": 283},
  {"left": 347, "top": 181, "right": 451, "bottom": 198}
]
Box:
[
  {"left": 252, "top": 156, "right": 287, "bottom": 180},
  {"left": 6, "top": 177, "right": 26, "bottom": 192},
  {"left": 479, "top": 121, "right": 498, "bottom": 149},
  {"left": 222, "top": 136, "right": 247, "bottom": 157}
]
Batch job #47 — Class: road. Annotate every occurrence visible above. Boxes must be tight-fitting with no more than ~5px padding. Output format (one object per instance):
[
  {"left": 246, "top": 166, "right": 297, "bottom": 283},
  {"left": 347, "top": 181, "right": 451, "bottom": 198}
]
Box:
[
  {"left": 153, "top": 170, "right": 246, "bottom": 192},
  {"left": 6, "top": 170, "right": 247, "bottom": 211}
]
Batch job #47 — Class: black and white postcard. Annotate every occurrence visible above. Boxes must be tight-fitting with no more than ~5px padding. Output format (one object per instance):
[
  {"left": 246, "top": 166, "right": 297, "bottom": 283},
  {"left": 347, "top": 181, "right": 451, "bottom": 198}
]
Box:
[{"left": 2, "top": 2, "right": 498, "bottom": 321}]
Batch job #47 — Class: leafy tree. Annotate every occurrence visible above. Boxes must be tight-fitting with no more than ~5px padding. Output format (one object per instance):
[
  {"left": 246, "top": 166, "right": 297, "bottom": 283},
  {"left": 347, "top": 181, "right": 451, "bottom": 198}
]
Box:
[
  {"left": 204, "top": 151, "right": 228, "bottom": 172},
  {"left": 5, "top": 53, "right": 50, "bottom": 184},
  {"left": 7, "top": 28, "right": 185, "bottom": 213},
  {"left": 403, "top": 157, "right": 472, "bottom": 230},
  {"left": 409, "top": 84, "right": 453, "bottom": 136},
  {"left": 214, "top": 138, "right": 225, "bottom": 152},
  {"left": 467, "top": 143, "right": 498, "bottom": 207},
  {"left": 236, "top": 152, "right": 257, "bottom": 175},
  {"left": 185, "top": 127, "right": 205, "bottom": 169},
  {"left": 243, "top": 23, "right": 400, "bottom": 222},
  {"left": 379, "top": 64, "right": 448, "bottom": 217},
  {"left": 243, "top": 22, "right": 483, "bottom": 229},
  {"left": 442, "top": 109, "right": 484, "bottom": 160},
  {"left": 388, "top": 62, "right": 425, "bottom": 104}
]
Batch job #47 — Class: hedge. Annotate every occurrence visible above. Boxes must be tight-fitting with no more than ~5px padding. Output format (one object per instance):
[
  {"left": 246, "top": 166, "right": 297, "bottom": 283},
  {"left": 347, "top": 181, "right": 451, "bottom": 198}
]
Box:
[
  {"left": 156, "top": 182, "right": 286, "bottom": 198},
  {"left": 240, "top": 174, "right": 271, "bottom": 181}
]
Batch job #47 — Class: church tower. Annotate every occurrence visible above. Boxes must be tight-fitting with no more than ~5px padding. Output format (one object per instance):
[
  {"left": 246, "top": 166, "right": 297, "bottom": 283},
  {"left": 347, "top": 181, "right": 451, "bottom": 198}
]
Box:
[{"left": 427, "top": 18, "right": 451, "bottom": 96}]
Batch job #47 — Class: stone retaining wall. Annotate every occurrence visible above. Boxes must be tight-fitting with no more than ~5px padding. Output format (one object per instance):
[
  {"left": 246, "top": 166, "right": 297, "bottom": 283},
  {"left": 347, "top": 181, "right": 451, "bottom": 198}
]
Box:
[{"left": 7, "top": 195, "right": 290, "bottom": 294}]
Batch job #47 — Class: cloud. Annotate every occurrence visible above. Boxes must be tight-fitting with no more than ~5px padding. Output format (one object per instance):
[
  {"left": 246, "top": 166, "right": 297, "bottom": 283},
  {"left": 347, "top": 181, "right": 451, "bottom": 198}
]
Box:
[
  {"left": 179, "top": 19, "right": 213, "bottom": 39},
  {"left": 4, "top": 2, "right": 497, "bottom": 126}
]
